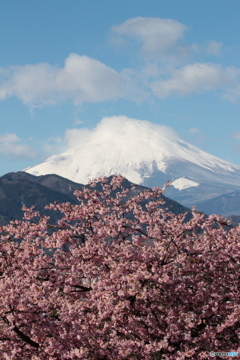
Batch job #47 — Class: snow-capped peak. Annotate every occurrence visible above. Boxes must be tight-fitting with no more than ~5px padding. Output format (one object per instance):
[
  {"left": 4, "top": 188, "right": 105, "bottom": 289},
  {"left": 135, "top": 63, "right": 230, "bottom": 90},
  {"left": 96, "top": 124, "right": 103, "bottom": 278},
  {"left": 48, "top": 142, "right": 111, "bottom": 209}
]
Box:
[
  {"left": 24, "top": 116, "right": 240, "bottom": 206},
  {"left": 25, "top": 116, "right": 238, "bottom": 183}
]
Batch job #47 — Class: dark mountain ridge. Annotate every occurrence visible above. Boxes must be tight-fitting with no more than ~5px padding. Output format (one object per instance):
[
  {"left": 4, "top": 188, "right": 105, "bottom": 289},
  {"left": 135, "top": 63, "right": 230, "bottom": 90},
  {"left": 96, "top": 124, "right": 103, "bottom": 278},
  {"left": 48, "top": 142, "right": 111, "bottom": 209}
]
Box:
[
  {"left": 0, "top": 172, "right": 83, "bottom": 225},
  {"left": 0, "top": 171, "right": 191, "bottom": 226}
]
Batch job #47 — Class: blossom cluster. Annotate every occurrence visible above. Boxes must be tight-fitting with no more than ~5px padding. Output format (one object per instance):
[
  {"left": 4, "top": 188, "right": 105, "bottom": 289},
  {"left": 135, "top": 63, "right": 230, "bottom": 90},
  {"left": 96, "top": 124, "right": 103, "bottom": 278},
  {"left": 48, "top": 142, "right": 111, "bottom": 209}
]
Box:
[{"left": 0, "top": 175, "right": 239, "bottom": 359}]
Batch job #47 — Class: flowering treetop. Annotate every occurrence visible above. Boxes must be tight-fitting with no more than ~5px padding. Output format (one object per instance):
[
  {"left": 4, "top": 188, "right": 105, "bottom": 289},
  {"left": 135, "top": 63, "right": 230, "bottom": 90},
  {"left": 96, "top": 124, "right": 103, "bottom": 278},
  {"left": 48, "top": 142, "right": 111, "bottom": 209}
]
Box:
[{"left": 0, "top": 175, "right": 239, "bottom": 359}]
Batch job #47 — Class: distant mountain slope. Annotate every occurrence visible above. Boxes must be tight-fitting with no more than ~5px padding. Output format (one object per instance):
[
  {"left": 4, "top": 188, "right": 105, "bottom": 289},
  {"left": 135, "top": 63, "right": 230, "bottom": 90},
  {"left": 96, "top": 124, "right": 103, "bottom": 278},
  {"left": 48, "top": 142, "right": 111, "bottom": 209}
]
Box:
[
  {"left": 25, "top": 117, "right": 240, "bottom": 208},
  {"left": 0, "top": 172, "right": 191, "bottom": 226},
  {"left": 196, "top": 189, "right": 240, "bottom": 217}
]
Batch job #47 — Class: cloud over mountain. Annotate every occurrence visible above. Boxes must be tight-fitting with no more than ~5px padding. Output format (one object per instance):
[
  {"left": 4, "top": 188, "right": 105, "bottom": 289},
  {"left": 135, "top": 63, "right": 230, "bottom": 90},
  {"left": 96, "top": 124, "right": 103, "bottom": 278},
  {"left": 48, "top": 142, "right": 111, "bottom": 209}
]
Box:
[{"left": 43, "top": 115, "right": 178, "bottom": 160}]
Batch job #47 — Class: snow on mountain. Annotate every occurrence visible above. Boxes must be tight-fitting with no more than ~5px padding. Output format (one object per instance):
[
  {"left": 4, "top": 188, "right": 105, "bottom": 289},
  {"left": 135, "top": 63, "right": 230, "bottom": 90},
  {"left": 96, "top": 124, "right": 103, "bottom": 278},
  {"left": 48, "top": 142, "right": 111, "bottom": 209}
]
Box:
[
  {"left": 171, "top": 178, "right": 200, "bottom": 190},
  {"left": 25, "top": 116, "right": 240, "bottom": 208}
]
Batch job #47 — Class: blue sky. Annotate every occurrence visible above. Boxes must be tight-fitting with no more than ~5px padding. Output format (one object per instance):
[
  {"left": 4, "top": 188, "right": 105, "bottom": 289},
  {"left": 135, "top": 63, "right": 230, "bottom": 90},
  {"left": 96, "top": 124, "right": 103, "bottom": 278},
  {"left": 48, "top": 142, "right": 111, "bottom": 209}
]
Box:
[{"left": 1, "top": 0, "right": 240, "bottom": 176}]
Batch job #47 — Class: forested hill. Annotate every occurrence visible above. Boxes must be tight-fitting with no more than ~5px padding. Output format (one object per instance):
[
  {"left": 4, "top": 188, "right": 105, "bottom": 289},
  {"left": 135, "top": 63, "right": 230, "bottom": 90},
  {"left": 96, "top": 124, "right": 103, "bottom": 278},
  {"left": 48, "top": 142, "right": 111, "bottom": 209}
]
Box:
[{"left": 0, "top": 172, "right": 191, "bottom": 226}]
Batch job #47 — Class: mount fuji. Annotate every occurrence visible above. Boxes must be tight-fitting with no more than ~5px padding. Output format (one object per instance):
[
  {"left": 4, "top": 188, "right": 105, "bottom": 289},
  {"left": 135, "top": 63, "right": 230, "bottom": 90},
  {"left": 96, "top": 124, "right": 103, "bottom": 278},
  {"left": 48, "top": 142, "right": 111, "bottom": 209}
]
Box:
[{"left": 25, "top": 116, "right": 240, "bottom": 212}]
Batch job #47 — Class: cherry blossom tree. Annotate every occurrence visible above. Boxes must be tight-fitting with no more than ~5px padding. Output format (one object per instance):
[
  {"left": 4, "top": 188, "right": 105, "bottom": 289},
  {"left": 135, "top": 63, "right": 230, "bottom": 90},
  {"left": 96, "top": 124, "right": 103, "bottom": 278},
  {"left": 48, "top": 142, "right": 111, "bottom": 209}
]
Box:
[{"left": 0, "top": 175, "right": 239, "bottom": 359}]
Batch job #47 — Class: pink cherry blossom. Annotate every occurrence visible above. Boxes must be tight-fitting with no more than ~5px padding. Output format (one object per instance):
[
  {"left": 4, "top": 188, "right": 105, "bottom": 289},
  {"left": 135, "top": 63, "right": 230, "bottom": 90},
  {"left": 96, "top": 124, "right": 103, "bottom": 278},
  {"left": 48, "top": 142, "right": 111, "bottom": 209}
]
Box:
[{"left": 0, "top": 175, "right": 239, "bottom": 359}]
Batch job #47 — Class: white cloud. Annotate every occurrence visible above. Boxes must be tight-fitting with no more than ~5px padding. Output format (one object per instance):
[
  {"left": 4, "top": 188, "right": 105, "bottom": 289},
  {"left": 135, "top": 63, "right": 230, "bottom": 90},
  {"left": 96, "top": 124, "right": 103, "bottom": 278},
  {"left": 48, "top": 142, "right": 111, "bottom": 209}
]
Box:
[
  {"left": 222, "top": 85, "right": 240, "bottom": 103},
  {"left": 111, "top": 17, "right": 225, "bottom": 63},
  {"left": 150, "top": 63, "right": 240, "bottom": 98},
  {"left": 44, "top": 115, "right": 178, "bottom": 157},
  {"left": 0, "top": 133, "right": 37, "bottom": 160},
  {"left": 231, "top": 130, "right": 240, "bottom": 140},
  {"left": 73, "top": 118, "right": 84, "bottom": 126},
  {"left": 112, "top": 17, "right": 188, "bottom": 58},
  {"left": 43, "top": 127, "right": 92, "bottom": 155},
  {"left": 0, "top": 18, "right": 239, "bottom": 107},
  {"left": 206, "top": 41, "right": 222, "bottom": 56},
  {"left": 93, "top": 115, "right": 178, "bottom": 143},
  {"left": 189, "top": 127, "right": 199, "bottom": 134},
  {"left": 0, "top": 54, "right": 126, "bottom": 106},
  {"left": 110, "top": 18, "right": 239, "bottom": 101},
  {"left": 190, "top": 41, "right": 222, "bottom": 56},
  {"left": 0, "top": 133, "right": 20, "bottom": 143}
]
